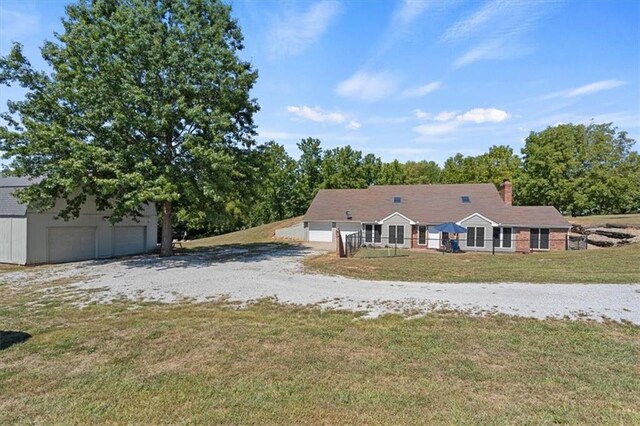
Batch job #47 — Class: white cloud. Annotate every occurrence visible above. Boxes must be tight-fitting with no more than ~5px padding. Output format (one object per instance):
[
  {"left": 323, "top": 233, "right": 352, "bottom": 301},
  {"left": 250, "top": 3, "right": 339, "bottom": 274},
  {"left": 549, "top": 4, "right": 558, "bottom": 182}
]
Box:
[
  {"left": 346, "top": 120, "right": 361, "bottom": 130},
  {"left": 413, "top": 122, "right": 460, "bottom": 136},
  {"left": 452, "top": 40, "right": 507, "bottom": 68},
  {"left": 0, "top": 8, "right": 40, "bottom": 39},
  {"left": 401, "top": 81, "right": 442, "bottom": 98},
  {"left": 286, "top": 105, "right": 346, "bottom": 124},
  {"left": 268, "top": 1, "right": 341, "bottom": 57},
  {"left": 412, "top": 108, "right": 509, "bottom": 137},
  {"left": 441, "top": 0, "right": 510, "bottom": 42},
  {"left": 393, "top": 0, "right": 432, "bottom": 25},
  {"left": 542, "top": 80, "right": 626, "bottom": 100},
  {"left": 413, "top": 109, "right": 431, "bottom": 120},
  {"left": 443, "top": 0, "right": 556, "bottom": 68},
  {"left": 336, "top": 71, "right": 399, "bottom": 102},
  {"left": 434, "top": 111, "right": 457, "bottom": 122},
  {"left": 457, "top": 108, "right": 509, "bottom": 123},
  {"left": 419, "top": 108, "right": 509, "bottom": 124}
]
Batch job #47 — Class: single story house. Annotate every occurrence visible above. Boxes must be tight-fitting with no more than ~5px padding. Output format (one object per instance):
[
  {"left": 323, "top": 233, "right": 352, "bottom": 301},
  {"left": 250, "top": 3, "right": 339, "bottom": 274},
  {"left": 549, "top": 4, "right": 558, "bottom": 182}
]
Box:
[
  {"left": 0, "top": 177, "right": 157, "bottom": 264},
  {"left": 302, "top": 180, "right": 571, "bottom": 252}
]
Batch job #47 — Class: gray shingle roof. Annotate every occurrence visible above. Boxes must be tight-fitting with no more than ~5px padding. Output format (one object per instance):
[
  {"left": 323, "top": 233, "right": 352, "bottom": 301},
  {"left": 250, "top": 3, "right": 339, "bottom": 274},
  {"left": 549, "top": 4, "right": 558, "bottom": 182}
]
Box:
[
  {"left": 0, "top": 177, "right": 35, "bottom": 216},
  {"left": 303, "top": 184, "right": 570, "bottom": 228}
]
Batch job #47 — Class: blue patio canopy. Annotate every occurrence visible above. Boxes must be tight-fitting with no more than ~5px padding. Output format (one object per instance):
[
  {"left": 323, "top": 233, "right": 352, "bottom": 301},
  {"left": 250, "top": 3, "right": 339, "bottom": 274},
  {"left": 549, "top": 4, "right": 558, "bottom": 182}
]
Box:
[{"left": 432, "top": 222, "right": 467, "bottom": 234}]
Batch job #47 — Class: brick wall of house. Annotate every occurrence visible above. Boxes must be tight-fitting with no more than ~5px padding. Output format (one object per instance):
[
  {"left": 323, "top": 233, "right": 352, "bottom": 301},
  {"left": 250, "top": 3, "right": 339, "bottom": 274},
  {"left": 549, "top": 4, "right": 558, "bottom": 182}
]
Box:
[
  {"left": 515, "top": 227, "right": 566, "bottom": 252},
  {"left": 550, "top": 229, "right": 567, "bottom": 251},
  {"left": 515, "top": 228, "right": 530, "bottom": 252}
]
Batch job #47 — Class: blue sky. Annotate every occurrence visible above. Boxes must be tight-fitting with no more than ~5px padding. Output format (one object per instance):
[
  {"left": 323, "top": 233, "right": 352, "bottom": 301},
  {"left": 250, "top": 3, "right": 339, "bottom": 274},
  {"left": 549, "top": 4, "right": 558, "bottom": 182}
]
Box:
[{"left": 1, "top": 0, "right": 639, "bottom": 165}]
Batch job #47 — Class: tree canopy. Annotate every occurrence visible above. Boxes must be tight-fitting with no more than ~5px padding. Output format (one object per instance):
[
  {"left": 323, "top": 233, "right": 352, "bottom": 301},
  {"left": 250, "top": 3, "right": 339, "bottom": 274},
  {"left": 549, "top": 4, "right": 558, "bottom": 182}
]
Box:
[
  {"left": 0, "top": 0, "right": 259, "bottom": 255},
  {"left": 517, "top": 123, "right": 639, "bottom": 215}
]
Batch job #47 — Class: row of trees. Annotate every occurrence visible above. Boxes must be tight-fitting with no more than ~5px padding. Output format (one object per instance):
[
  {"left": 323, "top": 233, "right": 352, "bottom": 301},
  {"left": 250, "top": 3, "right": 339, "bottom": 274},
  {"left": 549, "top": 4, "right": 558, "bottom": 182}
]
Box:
[{"left": 248, "top": 122, "right": 639, "bottom": 228}]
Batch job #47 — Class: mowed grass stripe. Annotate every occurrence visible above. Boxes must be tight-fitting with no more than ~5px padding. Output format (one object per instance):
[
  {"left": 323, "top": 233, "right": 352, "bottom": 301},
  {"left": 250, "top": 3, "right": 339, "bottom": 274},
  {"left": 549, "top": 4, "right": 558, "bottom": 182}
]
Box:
[{"left": 305, "top": 243, "right": 640, "bottom": 283}]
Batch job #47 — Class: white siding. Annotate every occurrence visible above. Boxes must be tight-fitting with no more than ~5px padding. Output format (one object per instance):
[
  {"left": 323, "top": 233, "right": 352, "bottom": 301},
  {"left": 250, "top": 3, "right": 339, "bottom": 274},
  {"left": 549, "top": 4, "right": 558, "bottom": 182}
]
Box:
[
  {"left": 459, "top": 214, "right": 493, "bottom": 252},
  {"left": 0, "top": 217, "right": 27, "bottom": 264},
  {"left": 113, "top": 226, "right": 146, "bottom": 256},
  {"left": 308, "top": 222, "right": 333, "bottom": 242},
  {"left": 25, "top": 196, "right": 157, "bottom": 264},
  {"left": 335, "top": 221, "right": 361, "bottom": 237},
  {"left": 382, "top": 213, "right": 411, "bottom": 248},
  {"left": 48, "top": 227, "right": 97, "bottom": 263}
]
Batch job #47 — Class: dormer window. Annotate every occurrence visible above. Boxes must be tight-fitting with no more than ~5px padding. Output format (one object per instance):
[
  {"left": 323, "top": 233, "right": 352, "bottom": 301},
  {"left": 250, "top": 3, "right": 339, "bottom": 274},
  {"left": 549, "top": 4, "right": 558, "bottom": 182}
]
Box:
[
  {"left": 461, "top": 196, "right": 470, "bottom": 203},
  {"left": 393, "top": 196, "right": 401, "bottom": 203}
]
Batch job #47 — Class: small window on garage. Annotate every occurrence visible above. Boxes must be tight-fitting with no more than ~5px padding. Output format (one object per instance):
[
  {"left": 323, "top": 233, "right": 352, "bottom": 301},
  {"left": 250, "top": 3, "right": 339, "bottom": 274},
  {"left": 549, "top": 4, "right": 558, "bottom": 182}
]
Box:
[
  {"left": 393, "top": 196, "right": 401, "bottom": 203},
  {"left": 461, "top": 196, "right": 470, "bottom": 203}
]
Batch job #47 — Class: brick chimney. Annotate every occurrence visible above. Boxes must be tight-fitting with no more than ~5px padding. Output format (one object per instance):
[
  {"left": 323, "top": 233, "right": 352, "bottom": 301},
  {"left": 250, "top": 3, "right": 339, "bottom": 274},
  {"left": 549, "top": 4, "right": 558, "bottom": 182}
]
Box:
[{"left": 499, "top": 179, "right": 512, "bottom": 205}]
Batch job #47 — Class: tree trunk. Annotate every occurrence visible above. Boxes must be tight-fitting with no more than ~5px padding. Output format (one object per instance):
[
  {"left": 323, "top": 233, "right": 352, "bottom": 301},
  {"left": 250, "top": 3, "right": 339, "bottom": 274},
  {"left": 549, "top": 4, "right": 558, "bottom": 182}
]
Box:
[{"left": 160, "top": 200, "right": 173, "bottom": 257}]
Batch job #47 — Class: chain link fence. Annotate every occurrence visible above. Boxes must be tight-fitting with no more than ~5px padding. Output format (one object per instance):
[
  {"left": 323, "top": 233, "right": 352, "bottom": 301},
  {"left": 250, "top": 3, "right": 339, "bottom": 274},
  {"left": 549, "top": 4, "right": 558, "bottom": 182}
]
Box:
[{"left": 339, "top": 234, "right": 573, "bottom": 258}]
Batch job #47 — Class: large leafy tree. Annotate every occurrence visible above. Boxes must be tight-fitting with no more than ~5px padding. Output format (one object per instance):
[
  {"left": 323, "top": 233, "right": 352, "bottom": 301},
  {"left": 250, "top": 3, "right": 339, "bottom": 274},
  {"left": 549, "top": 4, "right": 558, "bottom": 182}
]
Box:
[
  {"left": 404, "top": 160, "right": 441, "bottom": 184},
  {"left": 0, "top": 0, "right": 258, "bottom": 256},
  {"left": 292, "top": 137, "right": 323, "bottom": 215},
  {"left": 377, "top": 160, "right": 406, "bottom": 185},
  {"left": 517, "top": 123, "right": 638, "bottom": 214},
  {"left": 441, "top": 146, "right": 519, "bottom": 187},
  {"left": 320, "top": 145, "right": 367, "bottom": 189},
  {"left": 249, "top": 142, "right": 296, "bottom": 224}
]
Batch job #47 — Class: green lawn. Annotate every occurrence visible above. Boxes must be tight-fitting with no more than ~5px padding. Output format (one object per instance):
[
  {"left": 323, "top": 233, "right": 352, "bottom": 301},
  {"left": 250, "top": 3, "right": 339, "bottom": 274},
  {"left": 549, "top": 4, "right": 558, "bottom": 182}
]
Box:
[
  {"left": 1, "top": 281, "right": 638, "bottom": 424},
  {"left": 305, "top": 243, "right": 640, "bottom": 283},
  {"left": 184, "top": 216, "right": 302, "bottom": 249}
]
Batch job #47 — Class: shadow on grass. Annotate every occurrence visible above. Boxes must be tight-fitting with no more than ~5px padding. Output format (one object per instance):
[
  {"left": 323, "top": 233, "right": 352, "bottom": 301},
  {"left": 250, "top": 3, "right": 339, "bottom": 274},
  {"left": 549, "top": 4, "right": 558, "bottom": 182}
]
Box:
[
  {"left": 89, "top": 242, "right": 307, "bottom": 271},
  {"left": 0, "top": 331, "right": 31, "bottom": 350}
]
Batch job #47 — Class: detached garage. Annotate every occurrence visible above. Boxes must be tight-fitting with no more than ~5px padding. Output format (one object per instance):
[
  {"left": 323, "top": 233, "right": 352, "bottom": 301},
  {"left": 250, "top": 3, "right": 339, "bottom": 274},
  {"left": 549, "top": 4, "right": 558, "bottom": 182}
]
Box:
[{"left": 0, "top": 177, "right": 157, "bottom": 265}]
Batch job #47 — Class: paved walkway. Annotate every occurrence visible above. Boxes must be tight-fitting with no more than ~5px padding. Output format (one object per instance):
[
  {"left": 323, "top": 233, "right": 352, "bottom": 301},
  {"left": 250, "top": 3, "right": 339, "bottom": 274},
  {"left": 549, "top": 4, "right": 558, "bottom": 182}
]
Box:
[{"left": 3, "top": 244, "right": 638, "bottom": 324}]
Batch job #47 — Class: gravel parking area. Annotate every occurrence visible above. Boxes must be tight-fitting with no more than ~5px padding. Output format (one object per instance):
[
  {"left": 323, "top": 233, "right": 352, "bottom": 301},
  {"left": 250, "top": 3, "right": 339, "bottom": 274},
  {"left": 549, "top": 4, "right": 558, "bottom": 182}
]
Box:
[{"left": 3, "top": 244, "right": 639, "bottom": 324}]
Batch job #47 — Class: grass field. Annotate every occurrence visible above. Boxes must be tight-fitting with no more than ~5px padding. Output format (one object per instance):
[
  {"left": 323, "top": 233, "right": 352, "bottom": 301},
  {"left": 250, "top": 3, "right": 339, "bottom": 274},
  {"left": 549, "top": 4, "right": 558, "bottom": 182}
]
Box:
[
  {"left": 567, "top": 213, "right": 640, "bottom": 226},
  {"left": 1, "top": 280, "right": 638, "bottom": 424},
  {"left": 305, "top": 243, "right": 640, "bottom": 284},
  {"left": 183, "top": 216, "right": 302, "bottom": 248}
]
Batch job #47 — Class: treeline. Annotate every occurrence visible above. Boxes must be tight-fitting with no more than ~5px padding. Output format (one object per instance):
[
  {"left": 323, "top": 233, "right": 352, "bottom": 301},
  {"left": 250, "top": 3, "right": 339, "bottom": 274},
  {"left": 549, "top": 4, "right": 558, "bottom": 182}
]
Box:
[{"left": 202, "top": 122, "right": 639, "bottom": 235}]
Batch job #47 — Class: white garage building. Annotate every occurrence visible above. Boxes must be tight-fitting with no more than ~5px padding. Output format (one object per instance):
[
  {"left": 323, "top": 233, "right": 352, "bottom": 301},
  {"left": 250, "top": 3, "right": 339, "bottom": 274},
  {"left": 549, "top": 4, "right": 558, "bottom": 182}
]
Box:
[{"left": 0, "top": 177, "right": 157, "bottom": 265}]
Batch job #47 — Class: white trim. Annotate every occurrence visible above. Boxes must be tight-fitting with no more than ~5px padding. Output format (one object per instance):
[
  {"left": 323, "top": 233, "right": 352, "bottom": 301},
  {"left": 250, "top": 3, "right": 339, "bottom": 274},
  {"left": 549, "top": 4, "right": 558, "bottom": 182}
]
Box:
[
  {"left": 378, "top": 211, "right": 416, "bottom": 225},
  {"left": 457, "top": 212, "right": 498, "bottom": 227},
  {"left": 363, "top": 223, "right": 382, "bottom": 244},
  {"left": 493, "top": 226, "right": 514, "bottom": 249}
]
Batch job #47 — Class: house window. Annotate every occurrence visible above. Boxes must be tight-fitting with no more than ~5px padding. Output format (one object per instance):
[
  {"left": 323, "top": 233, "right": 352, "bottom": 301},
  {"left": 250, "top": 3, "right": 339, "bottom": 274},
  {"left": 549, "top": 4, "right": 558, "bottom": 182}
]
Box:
[
  {"left": 388, "top": 225, "right": 404, "bottom": 245},
  {"left": 466, "top": 226, "right": 485, "bottom": 247},
  {"left": 393, "top": 196, "right": 401, "bottom": 203},
  {"left": 364, "top": 224, "right": 382, "bottom": 243},
  {"left": 461, "top": 196, "right": 471, "bottom": 203},
  {"left": 492, "top": 227, "right": 512, "bottom": 248},
  {"left": 530, "top": 228, "right": 550, "bottom": 250},
  {"left": 418, "top": 225, "right": 427, "bottom": 245}
]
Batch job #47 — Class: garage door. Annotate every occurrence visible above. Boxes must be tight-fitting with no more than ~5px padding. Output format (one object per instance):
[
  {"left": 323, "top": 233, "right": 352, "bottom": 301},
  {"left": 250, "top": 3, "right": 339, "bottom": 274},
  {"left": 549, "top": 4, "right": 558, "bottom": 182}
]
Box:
[
  {"left": 308, "top": 222, "right": 333, "bottom": 242},
  {"left": 113, "top": 226, "right": 146, "bottom": 257},
  {"left": 48, "top": 227, "right": 96, "bottom": 263}
]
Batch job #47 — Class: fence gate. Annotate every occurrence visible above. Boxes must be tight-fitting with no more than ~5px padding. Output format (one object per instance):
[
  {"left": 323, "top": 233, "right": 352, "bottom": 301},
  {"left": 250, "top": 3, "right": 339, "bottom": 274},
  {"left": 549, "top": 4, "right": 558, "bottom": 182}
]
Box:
[{"left": 344, "top": 230, "right": 363, "bottom": 258}]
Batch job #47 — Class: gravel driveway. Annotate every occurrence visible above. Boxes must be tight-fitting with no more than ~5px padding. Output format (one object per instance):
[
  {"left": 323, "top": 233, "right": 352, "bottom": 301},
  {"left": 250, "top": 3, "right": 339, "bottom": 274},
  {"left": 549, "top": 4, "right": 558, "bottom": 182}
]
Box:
[{"left": 3, "top": 244, "right": 639, "bottom": 324}]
